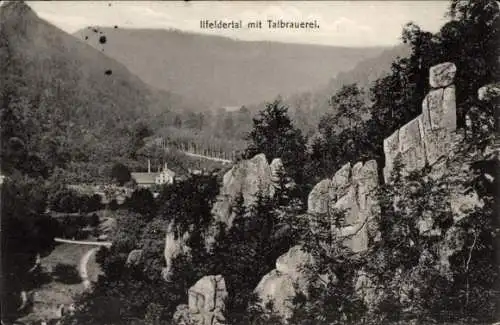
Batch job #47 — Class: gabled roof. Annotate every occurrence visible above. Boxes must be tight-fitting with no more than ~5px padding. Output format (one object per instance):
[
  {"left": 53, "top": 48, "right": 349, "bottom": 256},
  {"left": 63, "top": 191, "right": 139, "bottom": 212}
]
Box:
[{"left": 131, "top": 172, "right": 159, "bottom": 184}]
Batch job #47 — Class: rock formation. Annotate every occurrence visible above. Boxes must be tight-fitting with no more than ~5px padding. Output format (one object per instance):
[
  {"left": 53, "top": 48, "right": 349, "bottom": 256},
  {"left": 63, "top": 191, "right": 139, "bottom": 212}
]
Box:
[
  {"left": 166, "top": 154, "right": 292, "bottom": 280},
  {"left": 163, "top": 221, "right": 192, "bottom": 281},
  {"left": 173, "top": 275, "right": 228, "bottom": 325},
  {"left": 307, "top": 160, "right": 379, "bottom": 253},
  {"left": 383, "top": 62, "right": 457, "bottom": 181},
  {"left": 255, "top": 245, "right": 321, "bottom": 321},
  {"left": 211, "top": 153, "right": 272, "bottom": 229}
]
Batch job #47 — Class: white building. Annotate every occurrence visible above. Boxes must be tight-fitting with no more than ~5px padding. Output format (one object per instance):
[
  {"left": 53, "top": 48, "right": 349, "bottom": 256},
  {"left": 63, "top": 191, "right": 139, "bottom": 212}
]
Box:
[{"left": 131, "top": 161, "right": 176, "bottom": 188}]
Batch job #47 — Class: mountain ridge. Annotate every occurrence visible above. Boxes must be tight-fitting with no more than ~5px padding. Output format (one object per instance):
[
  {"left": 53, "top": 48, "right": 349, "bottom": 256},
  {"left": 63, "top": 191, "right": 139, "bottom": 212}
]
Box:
[{"left": 73, "top": 26, "right": 394, "bottom": 109}]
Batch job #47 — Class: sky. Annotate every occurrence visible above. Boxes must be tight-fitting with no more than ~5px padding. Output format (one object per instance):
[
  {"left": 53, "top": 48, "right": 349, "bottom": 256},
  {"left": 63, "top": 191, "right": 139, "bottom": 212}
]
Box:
[{"left": 25, "top": 1, "right": 450, "bottom": 47}]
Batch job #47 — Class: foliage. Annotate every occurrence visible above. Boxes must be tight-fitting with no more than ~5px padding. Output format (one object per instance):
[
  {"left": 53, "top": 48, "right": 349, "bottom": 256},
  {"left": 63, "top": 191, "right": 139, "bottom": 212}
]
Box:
[
  {"left": 288, "top": 210, "right": 366, "bottom": 325},
  {"left": 111, "top": 162, "right": 132, "bottom": 186},
  {"left": 50, "top": 188, "right": 103, "bottom": 213},
  {"left": 0, "top": 175, "right": 59, "bottom": 322},
  {"left": 125, "top": 188, "right": 157, "bottom": 221},
  {"left": 244, "top": 99, "right": 307, "bottom": 187},
  {"left": 204, "top": 191, "right": 297, "bottom": 324},
  {"left": 156, "top": 174, "right": 219, "bottom": 232}
]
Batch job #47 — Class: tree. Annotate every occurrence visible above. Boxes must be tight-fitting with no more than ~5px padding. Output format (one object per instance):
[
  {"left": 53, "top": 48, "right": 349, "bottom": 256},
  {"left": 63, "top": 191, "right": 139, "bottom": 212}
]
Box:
[
  {"left": 327, "top": 83, "right": 367, "bottom": 130},
  {"left": 126, "top": 188, "right": 156, "bottom": 220},
  {"left": 245, "top": 99, "right": 307, "bottom": 187},
  {"left": 111, "top": 162, "right": 131, "bottom": 186},
  {"left": 1, "top": 176, "right": 59, "bottom": 322}
]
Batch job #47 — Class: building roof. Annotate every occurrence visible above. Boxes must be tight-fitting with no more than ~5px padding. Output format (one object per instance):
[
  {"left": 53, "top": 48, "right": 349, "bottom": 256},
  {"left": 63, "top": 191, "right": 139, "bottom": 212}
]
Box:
[{"left": 131, "top": 172, "right": 159, "bottom": 184}]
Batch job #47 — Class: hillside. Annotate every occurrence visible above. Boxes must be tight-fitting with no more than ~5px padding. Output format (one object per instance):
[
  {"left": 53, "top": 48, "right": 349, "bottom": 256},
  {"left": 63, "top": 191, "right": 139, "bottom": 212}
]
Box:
[
  {"left": 74, "top": 27, "right": 391, "bottom": 109},
  {"left": 0, "top": 2, "right": 195, "bottom": 180},
  {"left": 246, "top": 44, "right": 411, "bottom": 135}
]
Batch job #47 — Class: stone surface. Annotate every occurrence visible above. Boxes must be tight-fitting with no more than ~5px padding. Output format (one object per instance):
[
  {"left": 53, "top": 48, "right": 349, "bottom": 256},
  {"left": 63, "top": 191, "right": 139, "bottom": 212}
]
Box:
[
  {"left": 383, "top": 129, "right": 401, "bottom": 181},
  {"left": 478, "top": 83, "right": 500, "bottom": 102},
  {"left": 163, "top": 221, "right": 192, "bottom": 281},
  {"left": 211, "top": 153, "right": 272, "bottom": 228},
  {"left": 422, "top": 86, "right": 456, "bottom": 132},
  {"left": 307, "top": 179, "right": 331, "bottom": 215},
  {"left": 429, "top": 62, "right": 456, "bottom": 88},
  {"left": 332, "top": 160, "right": 379, "bottom": 253},
  {"left": 255, "top": 246, "right": 316, "bottom": 320},
  {"left": 126, "top": 249, "right": 143, "bottom": 267},
  {"left": 398, "top": 116, "right": 426, "bottom": 172},
  {"left": 383, "top": 72, "right": 457, "bottom": 181},
  {"left": 331, "top": 162, "right": 352, "bottom": 196},
  {"left": 173, "top": 275, "right": 228, "bottom": 325},
  {"left": 307, "top": 160, "right": 379, "bottom": 253}
]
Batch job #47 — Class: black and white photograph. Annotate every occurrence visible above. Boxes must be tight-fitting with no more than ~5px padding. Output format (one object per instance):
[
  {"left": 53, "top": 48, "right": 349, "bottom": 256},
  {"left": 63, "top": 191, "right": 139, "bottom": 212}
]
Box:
[{"left": 1, "top": 1, "right": 499, "bottom": 324}]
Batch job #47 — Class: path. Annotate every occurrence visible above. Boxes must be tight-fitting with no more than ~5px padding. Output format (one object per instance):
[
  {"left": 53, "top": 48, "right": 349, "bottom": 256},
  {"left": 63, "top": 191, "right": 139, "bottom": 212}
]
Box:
[
  {"left": 180, "top": 151, "right": 233, "bottom": 164},
  {"left": 78, "top": 247, "right": 98, "bottom": 290},
  {"left": 54, "top": 237, "right": 112, "bottom": 248}
]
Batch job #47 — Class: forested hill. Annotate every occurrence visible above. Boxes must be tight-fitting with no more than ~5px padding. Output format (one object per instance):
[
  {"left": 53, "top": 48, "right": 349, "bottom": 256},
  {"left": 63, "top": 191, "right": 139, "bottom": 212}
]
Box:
[
  {"left": 0, "top": 1, "right": 195, "bottom": 179},
  {"left": 74, "top": 27, "right": 391, "bottom": 109},
  {"left": 262, "top": 44, "right": 411, "bottom": 134}
]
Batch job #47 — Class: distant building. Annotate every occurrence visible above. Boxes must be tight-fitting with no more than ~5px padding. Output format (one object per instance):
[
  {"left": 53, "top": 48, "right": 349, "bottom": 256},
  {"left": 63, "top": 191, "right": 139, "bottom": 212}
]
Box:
[{"left": 131, "top": 160, "right": 176, "bottom": 188}]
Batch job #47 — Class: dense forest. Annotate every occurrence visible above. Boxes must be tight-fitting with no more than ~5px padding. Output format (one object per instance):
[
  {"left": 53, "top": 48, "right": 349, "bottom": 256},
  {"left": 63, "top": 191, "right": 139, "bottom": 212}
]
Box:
[{"left": 1, "top": 0, "right": 499, "bottom": 324}]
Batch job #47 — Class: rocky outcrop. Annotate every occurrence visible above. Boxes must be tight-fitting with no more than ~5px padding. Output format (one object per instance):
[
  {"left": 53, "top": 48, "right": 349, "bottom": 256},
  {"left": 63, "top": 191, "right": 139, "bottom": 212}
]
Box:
[
  {"left": 167, "top": 154, "right": 291, "bottom": 280},
  {"left": 173, "top": 275, "right": 228, "bottom": 325},
  {"left": 307, "top": 179, "right": 331, "bottom": 215},
  {"left": 307, "top": 160, "right": 379, "bottom": 253},
  {"left": 255, "top": 245, "right": 319, "bottom": 321},
  {"left": 163, "top": 221, "right": 192, "bottom": 281},
  {"left": 211, "top": 153, "right": 272, "bottom": 228},
  {"left": 383, "top": 62, "right": 457, "bottom": 181}
]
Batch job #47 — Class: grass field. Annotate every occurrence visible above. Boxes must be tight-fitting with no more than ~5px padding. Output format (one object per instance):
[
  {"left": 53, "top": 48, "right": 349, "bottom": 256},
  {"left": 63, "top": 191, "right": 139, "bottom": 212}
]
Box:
[{"left": 18, "top": 243, "right": 103, "bottom": 323}]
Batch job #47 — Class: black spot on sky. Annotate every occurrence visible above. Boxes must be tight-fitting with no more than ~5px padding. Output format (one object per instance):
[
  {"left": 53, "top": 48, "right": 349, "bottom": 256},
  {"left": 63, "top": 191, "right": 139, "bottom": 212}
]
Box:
[
  {"left": 99, "top": 35, "right": 107, "bottom": 44},
  {"left": 114, "top": 25, "right": 118, "bottom": 29},
  {"left": 108, "top": 3, "right": 112, "bottom": 6},
  {"left": 104, "top": 70, "right": 112, "bottom": 76}
]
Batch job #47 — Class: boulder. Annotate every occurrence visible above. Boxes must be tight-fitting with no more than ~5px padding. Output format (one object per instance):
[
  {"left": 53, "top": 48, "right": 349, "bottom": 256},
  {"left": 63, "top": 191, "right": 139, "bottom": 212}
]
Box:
[
  {"left": 126, "top": 249, "right": 143, "bottom": 267},
  {"left": 174, "top": 275, "right": 228, "bottom": 325},
  {"left": 255, "top": 245, "right": 316, "bottom": 320},
  {"left": 254, "top": 270, "right": 296, "bottom": 320},
  {"left": 478, "top": 83, "right": 500, "bottom": 102},
  {"left": 429, "top": 62, "right": 456, "bottom": 88}
]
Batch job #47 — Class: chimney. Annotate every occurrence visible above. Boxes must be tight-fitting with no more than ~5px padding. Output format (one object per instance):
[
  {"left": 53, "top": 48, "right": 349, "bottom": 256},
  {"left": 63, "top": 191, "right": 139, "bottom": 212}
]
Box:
[{"left": 148, "top": 159, "right": 151, "bottom": 173}]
